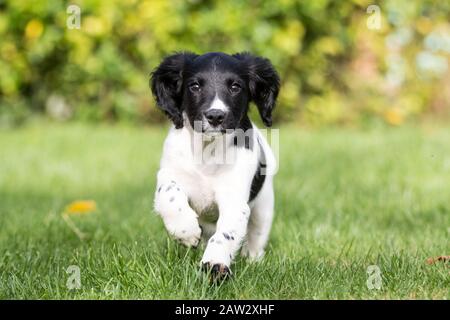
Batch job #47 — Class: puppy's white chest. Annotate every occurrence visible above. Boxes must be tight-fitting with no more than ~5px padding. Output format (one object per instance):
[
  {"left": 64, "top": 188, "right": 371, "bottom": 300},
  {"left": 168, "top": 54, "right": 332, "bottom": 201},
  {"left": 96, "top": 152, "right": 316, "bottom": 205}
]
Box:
[
  {"left": 160, "top": 127, "right": 229, "bottom": 216},
  {"left": 184, "top": 172, "right": 218, "bottom": 215}
]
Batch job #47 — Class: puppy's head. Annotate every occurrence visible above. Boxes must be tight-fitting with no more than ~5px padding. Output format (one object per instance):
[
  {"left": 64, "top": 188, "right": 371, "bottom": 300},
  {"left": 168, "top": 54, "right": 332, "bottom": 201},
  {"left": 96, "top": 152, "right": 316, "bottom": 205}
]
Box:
[{"left": 150, "top": 52, "right": 280, "bottom": 134}]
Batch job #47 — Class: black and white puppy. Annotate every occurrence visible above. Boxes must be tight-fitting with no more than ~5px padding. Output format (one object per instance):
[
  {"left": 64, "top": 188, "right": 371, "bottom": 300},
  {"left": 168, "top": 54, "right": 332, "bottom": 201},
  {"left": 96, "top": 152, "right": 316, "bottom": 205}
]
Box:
[{"left": 150, "top": 52, "right": 280, "bottom": 278}]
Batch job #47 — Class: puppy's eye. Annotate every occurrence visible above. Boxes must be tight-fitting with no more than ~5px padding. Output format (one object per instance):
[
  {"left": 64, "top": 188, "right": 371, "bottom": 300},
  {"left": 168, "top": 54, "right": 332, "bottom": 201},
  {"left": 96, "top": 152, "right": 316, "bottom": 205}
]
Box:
[
  {"left": 189, "top": 83, "right": 201, "bottom": 93},
  {"left": 230, "top": 83, "right": 241, "bottom": 94}
]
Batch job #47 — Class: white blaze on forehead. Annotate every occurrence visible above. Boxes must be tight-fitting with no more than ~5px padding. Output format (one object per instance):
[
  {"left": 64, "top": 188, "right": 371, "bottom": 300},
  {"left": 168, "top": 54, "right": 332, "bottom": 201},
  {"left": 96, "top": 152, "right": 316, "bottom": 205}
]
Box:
[{"left": 209, "top": 95, "right": 228, "bottom": 112}]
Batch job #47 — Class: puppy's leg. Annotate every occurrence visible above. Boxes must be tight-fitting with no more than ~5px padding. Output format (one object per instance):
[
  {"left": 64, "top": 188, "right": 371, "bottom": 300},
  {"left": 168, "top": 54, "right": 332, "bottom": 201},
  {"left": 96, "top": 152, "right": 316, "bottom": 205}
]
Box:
[
  {"left": 154, "top": 169, "right": 201, "bottom": 248},
  {"left": 201, "top": 199, "right": 250, "bottom": 278},
  {"left": 241, "top": 180, "right": 274, "bottom": 260}
]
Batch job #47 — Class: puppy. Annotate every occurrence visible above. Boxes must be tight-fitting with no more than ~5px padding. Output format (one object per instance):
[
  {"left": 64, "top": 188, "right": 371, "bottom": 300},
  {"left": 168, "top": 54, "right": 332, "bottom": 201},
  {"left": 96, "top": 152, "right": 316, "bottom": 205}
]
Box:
[{"left": 150, "top": 52, "right": 280, "bottom": 278}]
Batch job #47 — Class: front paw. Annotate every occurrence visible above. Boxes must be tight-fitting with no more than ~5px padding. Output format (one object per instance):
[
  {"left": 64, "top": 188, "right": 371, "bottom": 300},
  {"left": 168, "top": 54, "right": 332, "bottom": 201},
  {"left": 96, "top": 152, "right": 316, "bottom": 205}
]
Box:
[
  {"left": 164, "top": 212, "right": 202, "bottom": 248},
  {"left": 201, "top": 262, "right": 232, "bottom": 281},
  {"left": 200, "top": 242, "right": 233, "bottom": 280}
]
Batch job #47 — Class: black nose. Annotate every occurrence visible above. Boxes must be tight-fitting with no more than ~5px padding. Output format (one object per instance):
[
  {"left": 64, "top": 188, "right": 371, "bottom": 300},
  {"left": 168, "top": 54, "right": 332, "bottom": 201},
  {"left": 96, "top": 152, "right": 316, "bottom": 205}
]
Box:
[{"left": 204, "top": 109, "right": 225, "bottom": 126}]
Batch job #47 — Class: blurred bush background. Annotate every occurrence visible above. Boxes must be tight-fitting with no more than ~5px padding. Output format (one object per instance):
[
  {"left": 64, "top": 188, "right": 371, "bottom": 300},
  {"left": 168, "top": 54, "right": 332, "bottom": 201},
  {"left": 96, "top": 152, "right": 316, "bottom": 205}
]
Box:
[{"left": 0, "top": 0, "right": 449, "bottom": 127}]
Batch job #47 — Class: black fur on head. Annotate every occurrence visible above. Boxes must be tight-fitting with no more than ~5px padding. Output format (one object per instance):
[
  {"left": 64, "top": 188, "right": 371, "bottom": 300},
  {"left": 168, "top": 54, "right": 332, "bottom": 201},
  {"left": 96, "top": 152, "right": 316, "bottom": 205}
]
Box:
[
  {"left": 232, "top": 52, "right": 280, "bottom": 127},
  {"left": 150, "top": 52, "right": 198, "bottom": 128},
  {"left": 150, "top": 52, "right": 280, "bottom": 130}
]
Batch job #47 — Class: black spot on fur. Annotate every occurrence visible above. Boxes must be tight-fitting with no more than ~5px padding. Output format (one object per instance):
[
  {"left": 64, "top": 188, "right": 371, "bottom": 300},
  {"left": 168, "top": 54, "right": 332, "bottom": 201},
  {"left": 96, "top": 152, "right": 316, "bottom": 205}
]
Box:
[
  {"left": 166, "top": 185, "right": 172, "bottom": 192},
  {"left": 158, "top": 186, "right": 162, "bottom": 193},
  {"left": 223, "top": 232, "right": 231, "bottom": 240},
  {"left": 249, "top": 138, "right": 267, "bottom": 202},
  {"left": 169, "top": 197, "right": 174, "bottom": 202}
]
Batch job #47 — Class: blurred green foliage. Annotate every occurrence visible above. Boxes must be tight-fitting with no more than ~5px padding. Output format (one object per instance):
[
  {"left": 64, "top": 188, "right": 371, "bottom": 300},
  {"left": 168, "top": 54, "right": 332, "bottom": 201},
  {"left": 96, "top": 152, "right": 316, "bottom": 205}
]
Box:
[{"left": 0, "top": 0, "right": 449, "bottom": 127}]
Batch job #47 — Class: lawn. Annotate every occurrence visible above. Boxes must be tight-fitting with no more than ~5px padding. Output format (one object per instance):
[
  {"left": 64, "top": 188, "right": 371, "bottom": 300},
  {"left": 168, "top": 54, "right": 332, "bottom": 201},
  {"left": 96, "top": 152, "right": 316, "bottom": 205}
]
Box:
[{"left": 0, "top": 123, "right": 448, "bottom": 299}]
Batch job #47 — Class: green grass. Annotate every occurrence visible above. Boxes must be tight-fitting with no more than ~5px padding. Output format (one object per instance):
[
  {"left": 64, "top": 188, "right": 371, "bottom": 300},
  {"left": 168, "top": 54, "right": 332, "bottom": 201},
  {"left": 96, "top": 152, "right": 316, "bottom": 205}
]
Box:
[{"left": 0, "top": 123, "right": 449, "bottom": 299}]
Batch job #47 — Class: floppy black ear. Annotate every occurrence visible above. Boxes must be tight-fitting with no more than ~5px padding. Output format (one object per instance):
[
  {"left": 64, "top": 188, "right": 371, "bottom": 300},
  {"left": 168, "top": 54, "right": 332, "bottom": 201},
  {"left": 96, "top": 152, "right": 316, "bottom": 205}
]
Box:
[
  {"left": 233, "top": 52, "right": 280, "bottom": 127},
  {"left": 150, "top": 52, "right": 198, "bottom": 128}
]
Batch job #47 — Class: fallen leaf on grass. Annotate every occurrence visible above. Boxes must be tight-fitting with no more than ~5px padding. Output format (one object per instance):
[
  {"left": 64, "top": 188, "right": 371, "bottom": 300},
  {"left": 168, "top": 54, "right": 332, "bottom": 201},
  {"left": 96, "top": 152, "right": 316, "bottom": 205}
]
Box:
[
  {"left": 426, "top": 256, "right": 450, "bottom": 265},
  {"left": 61, "top": 200, "right": 97, "bottom": 241},
  {"left": 64, "top": 200, "right": 97, "bottom": 215}
]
